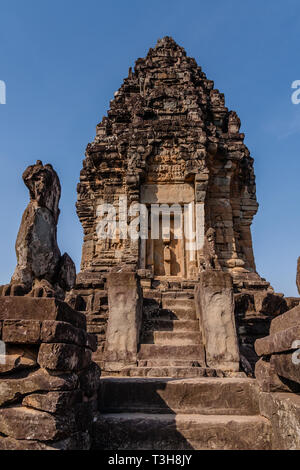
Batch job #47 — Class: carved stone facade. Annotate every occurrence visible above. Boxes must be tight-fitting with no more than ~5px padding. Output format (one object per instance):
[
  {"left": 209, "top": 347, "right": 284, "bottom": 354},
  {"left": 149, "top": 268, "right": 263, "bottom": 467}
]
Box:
[{"left": 77, "top": 37, "right": 259, "bottom": 283}]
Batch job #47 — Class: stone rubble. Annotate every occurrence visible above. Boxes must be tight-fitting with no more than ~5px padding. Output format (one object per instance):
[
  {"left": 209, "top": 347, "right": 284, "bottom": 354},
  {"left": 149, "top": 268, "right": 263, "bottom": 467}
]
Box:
[{"left": 254, "top": 302, "right": 300, "bottom": 449}]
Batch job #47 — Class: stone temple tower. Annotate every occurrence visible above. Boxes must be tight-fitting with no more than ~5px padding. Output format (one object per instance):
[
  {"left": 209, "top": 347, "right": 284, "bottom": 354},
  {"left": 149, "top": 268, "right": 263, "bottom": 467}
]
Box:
[
  {"left": 77, "top": 36, "right": 259, "bottom": 282},
  {"left": 74, "top": 37, "right": 280, "bottom": 376}
]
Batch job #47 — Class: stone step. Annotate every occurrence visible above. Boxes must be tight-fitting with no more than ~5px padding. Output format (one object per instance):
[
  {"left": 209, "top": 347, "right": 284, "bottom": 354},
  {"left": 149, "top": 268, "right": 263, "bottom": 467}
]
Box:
[
  {"left": 137, "top": 359, "right": 204, "bottom": 368},
  {"left": 142, "top": 290, "right": 195, "bottom": 302},
  {"left": 99, "top": 377, "right": 260, "bottom": 415},
  {"left": 126, "top": 367, "right": 246, "bottom": 379},
  {"left": 119, "top": 366, "right": 223, "bottom": 378},
  {"left": 153, "top": 308, "right": 196, "bottom": 321},
  {"left": 146, "top": 319, "right": 199, "bottom": 332},
  {"left": 102, "top": 367, "right": 247, "bottom": 379},
  {"left": 162, "top": 298, "right": 195, "bottom": 309},
  {"left": 138, "top": 344, "right": 205, "bottom": 362},
  {"left": 92, "top": 413, "right": 271, "bottom": 450},
  {"left": 162, "top": 291, "right": 195, "bottom": 299},
  {"left": 144, "top": 331, "right": 201, "bottom": 345}
]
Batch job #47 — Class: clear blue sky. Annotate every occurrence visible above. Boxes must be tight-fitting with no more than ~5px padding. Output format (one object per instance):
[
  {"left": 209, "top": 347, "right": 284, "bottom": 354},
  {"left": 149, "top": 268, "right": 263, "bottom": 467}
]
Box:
[{"left": 0, "top": 0, "right": 300, "bottom": 296}]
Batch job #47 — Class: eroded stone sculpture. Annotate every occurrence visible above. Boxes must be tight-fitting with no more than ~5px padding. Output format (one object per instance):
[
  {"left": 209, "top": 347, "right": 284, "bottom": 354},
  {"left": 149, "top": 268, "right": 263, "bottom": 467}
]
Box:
[
  {"left": 1, "top": 161, "right": 75, "bottom": 299},
  {"left": 199, "top": 228, "right": 222, "bottom": 271}
]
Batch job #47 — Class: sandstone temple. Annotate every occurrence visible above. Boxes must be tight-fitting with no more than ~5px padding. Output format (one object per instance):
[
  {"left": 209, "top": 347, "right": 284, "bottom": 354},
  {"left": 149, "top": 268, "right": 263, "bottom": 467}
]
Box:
[{"left": 0, "top": 37, "right": 299, "bottom": 450}]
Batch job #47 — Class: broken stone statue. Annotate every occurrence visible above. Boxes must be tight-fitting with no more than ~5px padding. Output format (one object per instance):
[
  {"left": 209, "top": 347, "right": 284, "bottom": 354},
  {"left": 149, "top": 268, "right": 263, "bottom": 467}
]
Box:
[{"left": 0, "top": 161, "right": 76, "bottom": 299}]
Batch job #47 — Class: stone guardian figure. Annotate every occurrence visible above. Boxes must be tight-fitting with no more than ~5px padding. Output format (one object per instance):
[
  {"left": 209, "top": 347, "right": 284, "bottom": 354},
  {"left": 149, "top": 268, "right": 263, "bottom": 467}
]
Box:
[{"left": 1, "top": 161, "right": 76, "bottom": 299}]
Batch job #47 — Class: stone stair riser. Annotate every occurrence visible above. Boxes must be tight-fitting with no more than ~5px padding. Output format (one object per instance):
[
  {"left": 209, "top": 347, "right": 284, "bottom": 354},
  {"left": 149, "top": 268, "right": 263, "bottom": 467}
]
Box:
[
  {"left": 92, "top": 413, "right": 271, "bottom": 450},
  {"left": 98, "top": 378, "right": 260, "bottom": 415}
]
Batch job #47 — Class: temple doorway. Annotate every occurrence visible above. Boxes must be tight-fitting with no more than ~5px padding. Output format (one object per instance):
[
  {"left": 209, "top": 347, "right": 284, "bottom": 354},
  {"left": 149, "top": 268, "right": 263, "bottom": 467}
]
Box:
[
  {"left": 139, "top": 183, "right": 201, "bottom": 280},
  {"left": 150, "top": 214, "right": 183, "bottom": 277}
]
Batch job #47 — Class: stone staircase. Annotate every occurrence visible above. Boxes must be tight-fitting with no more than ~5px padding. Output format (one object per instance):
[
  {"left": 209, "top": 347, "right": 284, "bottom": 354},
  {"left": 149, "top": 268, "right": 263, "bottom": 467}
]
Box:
[
  {"left": 103, "top": 286, "right": 244, "bottom": 378},
  {"left": 92, "top": 377, "right": 271, "bottom": 450},
  {"left": 95, "top": 283, "right": 272, "bottom": 450},
  {"left": 137, "top": 291, "right": 206, "bottom": 377}
]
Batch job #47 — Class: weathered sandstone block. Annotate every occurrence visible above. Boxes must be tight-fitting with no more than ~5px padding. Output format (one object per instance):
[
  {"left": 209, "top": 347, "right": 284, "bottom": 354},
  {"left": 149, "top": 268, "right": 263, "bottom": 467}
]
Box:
[
  {"left": 255, "top": 325, "right": 300, "bottom": 357},
  {"left": 0, "top": 431, "right": 91, "bottom": 450},
  {"left": 74, "top": 399, "right": 98, "bottom": 432},
  {"left": 22, "top": 390, "right": 82, "bottom": 414},
  {"left": 104, "top": 272, "right": 142, "bottom": 370},
  {"left": 270, "top": 353, "right": 300, "bottom": 385},
  {"left": 40, "top": 320, "right": 85, "bottom": 345},
  {"left": 0, "top": 297, "right": 86, "bottom": 329},
  {"left": 195, "top": 271, "right": 240, "bottom": 371},
  {"left": 270, "top": 305, "right": 300, "bottom": 335},
  {"left": 255, "top": 358, "right": 299, "bottom": 393},
  {"left": 77, "top": 362, "right": 101, "bottom": 398},
  {"left": 38, "top": 343, "right": 91, "bottom": 371},
  {"left": 253, "top": 292, "right": 288, "bottom": 316},
  {"left": 2, "top": 320, "right": 41, "bottom": 344},
  {"left": 285, "top": 297, "right": 300, "bottom": 310},
  {"left": 0, "top": 406, "right": 76, "bottom": 441},
  {"left": 0, "top": 368, "right": 78, "bottom": 406},
  {"left": 1, "top": 317, "right": 96, "bottom": 352},
  {"left": 259, "top": 392, "right": 300, "bottom": 450},
  {"left": 0, "top": 345, "right": 37, "bottom": 375},
  {"left": 40, "top": 320, "right": 97, "bottom": 351}
]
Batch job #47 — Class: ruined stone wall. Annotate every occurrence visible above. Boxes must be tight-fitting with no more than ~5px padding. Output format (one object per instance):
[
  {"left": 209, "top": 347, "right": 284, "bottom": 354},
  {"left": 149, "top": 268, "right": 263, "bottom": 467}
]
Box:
[
  {"left": 68, "top": 272, "right": 109, "bottom": 367},
  {"left": 0, "top": 297, "right": 100, "bottom": 450},
  {"left": 254, "top": 304, "right": 300, "bottom": 449}
]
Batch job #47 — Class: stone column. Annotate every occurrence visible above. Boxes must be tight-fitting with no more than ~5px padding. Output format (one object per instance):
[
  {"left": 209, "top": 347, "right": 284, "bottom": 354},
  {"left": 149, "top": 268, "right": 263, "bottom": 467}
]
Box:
[
  {"left": 195, "top": 270, "right": 240, "bottom": 371},
  {"left": 104, "top": 272, "right": 142, "bottom": 371}
]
